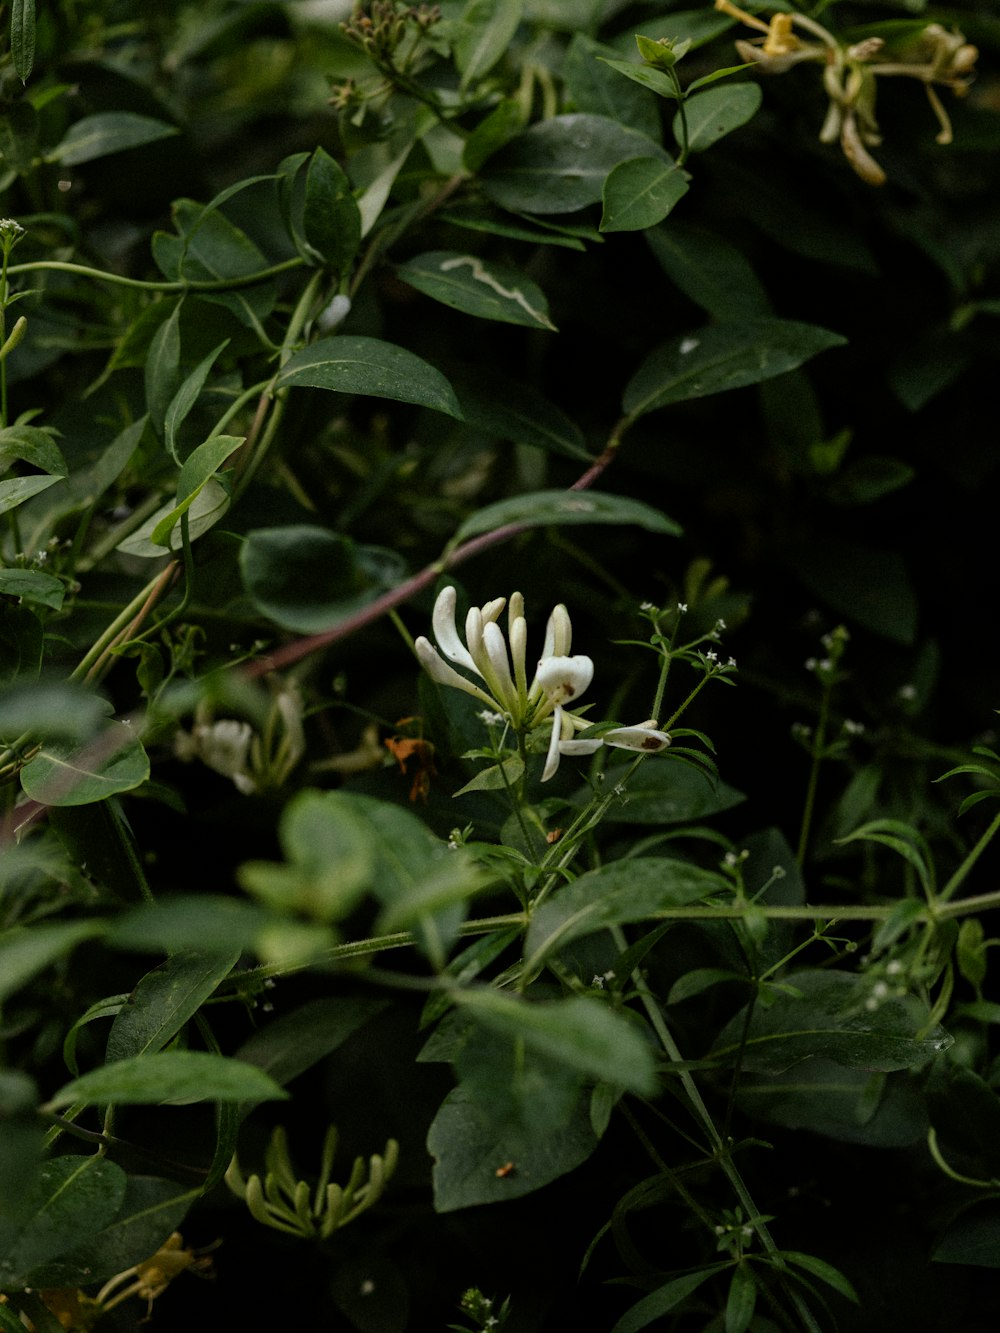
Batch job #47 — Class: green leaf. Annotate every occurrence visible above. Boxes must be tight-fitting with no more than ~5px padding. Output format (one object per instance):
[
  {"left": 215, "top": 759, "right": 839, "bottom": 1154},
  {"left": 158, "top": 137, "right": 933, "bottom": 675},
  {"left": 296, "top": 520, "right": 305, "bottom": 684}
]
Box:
[
  {"left": 276, "top": 335, "right": 462, "bottom": 418},
  {"left": 20, "top": 727, "right": 150, "bottom": 806},
  {"left": 781, "top": 1251, "right": 859, "bottom": 1301},
  {"left": 106, "top": 950, "right": 241, "bottom": 1064},
  {"left": 163, "top": 340, "right": 230, "bottom": 464},
  {"left": 726, "top": 1263, "right": 757, "bottom": 1333},
  {"left": 106, "top": 896, "right": 270, "bottom": 955},
  {"left": 597, "top": 55, "right": 680, "bottom": 102},
  {"left": 238, "top": 787, "right": 376, "bottom": 923},
  {"left": 46, "top": 1050, "right": 290, "bottom": 1111},
  {"left": 791, "top": 538, "right": 918, "bottom": 644},
  {"left": 396, "top": 251, "right": 556, "bottom": 330},
  {"left": 524, "top": 858, "right": 726, "bottom": 976},
  {"left": 51, "top": 112, "right": 179, "bottom": 166},
  {"left": 236, "top": 997, "right": 389, "bottom": 1091},
  {"left": 303, "top": 146, "right": 361, "bottom": 272},
  {"left": 449, "top": 367, "right": 590, "bottom": 459},
  {"left": 597, "top": 757, "right": 745, "bottom": 825},
  {"left": 611, "top": 1265, "right": 729, "bottom": 1332},
  {"left": 934, "top": 1201, "right": 1000, "bottom": 1267},
  {"left": 155, "top": 200, "right": 277, "bottom": 331},
  {"left": 428, "top": 1085, "right": 599, "bottom": 1212},
  {"left": 0, "top": 1155, "right": 126, "bottom": 1290},
  {"left": 11, "top": 0, "right": 35, "bottom": 82},
  {"left": 454, "top": 0, "right": 523, "bottom": 89},
  {"left": 0, "top": 1071, "right": 43, "bottom": 1248},
  {"left": 646, "top": 220, "right": 771, "bottom": 320},
  {"left": 462, "top": 99, "right": 526, "bottom": 173},
  {"left": 440, "top": 201, "right": 586, "bottom": 250},
  {"left": 454, "top": 754, "right": 525, "bottom": 796},
  {"left": 623, "top": 319, "right": 847, "bottom": 418},
  {"left": 0, "top": 568, "right": 64, "bottom": 610},
  {"left": 116, "top": 477, "right": 230, "bottom": 557},
  {"left": 450, "top": 489, "right": 681, "bottom": 545},
  {"left": 600, "top": 157, "right": 689, "bottom": 233},
  {"left": 0, "top": 473, "right": 61, "bottom": 517},
  {"left": 0, "top": 425, "right": 67, "bottom": 477},
  {"left": 25, "top": 1177, "right": 197, "bottom": 1289},
  {"left": 455, "top": 990, "right": 657, "bottom": 1094},
  {"left": 564, "top": 35, "right": 660, "bottom": 140},
  {"left": 0, "top": 922, "right": 104, "bottom": 1005},
  {"left": 240, "top": 525, "right": 407, "bottom": 634},
  {"left": 711, "top": 970, "right": 953, "bottom": 1075},
  {"left": 674, "top": 83, "right": 762, "bottom": 153},
  {"left": 145, "top": 298, "right": 182, "bottom": 436},
  {"left": 481, "top": 114, "right": 670, "bottom": 214}
]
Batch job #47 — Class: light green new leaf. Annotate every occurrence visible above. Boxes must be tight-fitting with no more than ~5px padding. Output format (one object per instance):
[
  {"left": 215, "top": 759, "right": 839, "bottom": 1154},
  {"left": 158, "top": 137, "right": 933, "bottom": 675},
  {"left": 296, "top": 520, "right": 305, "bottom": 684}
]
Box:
[
  {"left": 0, "top": 473, "right": 61, "bottom": 517},
  {"left": 106, "top": 950, "right": 242, "bottom": 1064},
  {"left": 450, "top": 489, "right": 681, "bottom": 546},
  {"left": 623, "top": 319, "right": 847, "bottom": 418},
  {"left": 396, "top": 251, "right": 556, "bottom": 330},
  {"left": 455, "top": 990, "right": 657, "bottom": 1094},
  {"left": 455, "top": 0, "right": 523, "bottom": 89},
  {"left": 46, "top": 1051, "right": 290, "bottom": 1111},
  {"left": 20, "top": 727, "right": 149, "bottom": 807},
  {"left": 454, "top": 754, "right": 525, "bottom": 796},
  {"left": 600, "top": 157, "right": 689, "bottom": 233},
  {"left": 117, "top": 476, "right": 230, "bottom": 557},
  {"left": 277, "top": 336, "right": 462, "bottom": 418},
  {"left": 597, "top": 56, "right": 680, "bottom": 101},
  {"left": 51, "top": 112, "right": 179, "bottom": 166},
  {"left": 674, "top": 83, "right": 762, "bottom": 153}
]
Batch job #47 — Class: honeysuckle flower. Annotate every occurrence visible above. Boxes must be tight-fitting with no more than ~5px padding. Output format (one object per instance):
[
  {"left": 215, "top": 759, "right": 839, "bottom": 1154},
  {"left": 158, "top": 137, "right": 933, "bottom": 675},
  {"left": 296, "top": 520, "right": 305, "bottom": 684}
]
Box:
[
  {"left": 415, "top": 587, "right": 671, "bottom": 782},
  {"left": 715, "top": 0, "right": 977, "bottom": 185}
]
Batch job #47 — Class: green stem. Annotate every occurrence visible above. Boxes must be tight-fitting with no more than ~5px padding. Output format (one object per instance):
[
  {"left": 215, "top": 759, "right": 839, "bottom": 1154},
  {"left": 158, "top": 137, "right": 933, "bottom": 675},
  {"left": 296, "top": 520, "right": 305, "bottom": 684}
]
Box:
[
  {"left": 938, "top": 806, "right": 1000, "bottom": 903},
  {"left": 7, "top": 255, "right": 305, "bottom": 292},
  {"left": 671, "top": 68, "right": 690, "bottom": 166},
  {"left": 796, "top": 682, "right": 832, "bottom": 866}
]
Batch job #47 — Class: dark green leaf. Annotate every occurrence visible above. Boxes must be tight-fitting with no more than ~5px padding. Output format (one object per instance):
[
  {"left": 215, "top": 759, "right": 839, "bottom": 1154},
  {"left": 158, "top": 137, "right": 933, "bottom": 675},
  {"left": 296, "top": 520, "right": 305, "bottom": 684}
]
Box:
[
  {"left": 934, "top": 1201, "right": 1000, "bottom": 1267},
  {"left": 11, "top": 0, "right": 35, "bottom": 82},
  {"left": 463, "top": 100, "right": 526, "bottom": 173},
  {"left": 163, "top": 340, "right": 229, "bottom": 463},
  {"left": 481, "top": 114, "right": 669, "bottom": 214},
  {"left": 0, "top": 568, "right": 64, "bottom": 610},
  {"left": 277, "top": 336, "right": 462, "bottom": 418},
  {"left": 0, "top": 1155, "right": 126, "bottom": 1290},
  {"left": 450, "top": 489, "right": 681, "bottom": 545},
  {"left": 428, "top": 1086, "right": 599, "bottom": 1212},
  {"left": 726, "top": 1263, "right": 757, "bottom": 1333},
  {"left": 0, "top": 922, "right": 105, "bottom": 1005},
  {"left": 0, "top": 474, "right": 61, "bottom": 517},
  {"left": 601, "top": 157, "right": 689, "bottom": 233},
  {"left": 564, "top": 35, "right": 661, "bottom": 139},
  {"left": 303, "top": 146, "right": 361, "bottom": 272},
  {"left": 525, "top": 858, "right": 726, "bottom": 975},
  {"left": 611, "top": 1265, "right": 729, "bottom": 1332},
  {"left": 396, "top": 251, "right": 556, "bottom": 330},
  {"left": 597, "top": 757, "right": 745, "bottom": 825},
  {"left": 674, "top": 83, "right": 762, "bottom": 153},
  {"left": 0, "top": 425, "right": 67, "bottom": 477},
  {"left": 623, "top": 319, "right": 847, "bottom": 418},
  {"left": 236, "top": 997, "right": 389, "bottom": 1090},
  {"left": 449, "top": 366, "right": 589, "bottom": 459},
  {"left": 240, "top": 526, "right": 407, "bottom": 634},
  {"left": 106, "top": 950, "right": 241, "bottom": 1064},
  {"left": 454, "top": 0, "right": 523, "bottom": 88},
  {"left": 711, "top": 970, "right": 952, "bottom": 1075},
  {"left": 646, "top": 220, "right": 771, "bottom": 319}
]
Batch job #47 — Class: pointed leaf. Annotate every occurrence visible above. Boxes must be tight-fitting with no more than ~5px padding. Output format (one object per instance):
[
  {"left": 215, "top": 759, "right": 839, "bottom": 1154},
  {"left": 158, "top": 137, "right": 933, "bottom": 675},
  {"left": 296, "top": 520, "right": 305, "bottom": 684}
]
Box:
[
  {"left": 600, "top": 157, "right": 689, "bottom": 233},
  {"left": 450, "top": 489, "right": 681, "bottom": 545},
  {"left": 396, "top": 251, "right": 556, "bottom": 330},
  {"left": 276, "top": 335, "right": 462, "bottom": 418},
  {"left": 51, "top": 112, "right": 179, "bottom": 166},
  {"left": 11, "top": 0, "right": 35, "bottom": 83},
  {"left": 303, "top": 146, "right": 361, "bottom": 272},
  {"left": 674, "top": 83, "right": 762, "bottom": 153},
  {"left": 46, "top": 1051, "right": 290, "bottom": 1110},
  {"left": 612, "top": 1266, "right": 729, "bottom": 1332},
  {"left": 20, "top": 727, "right": 149, "bottom": 806},
  {"left": 623, "top": 319, "right": 847, "bottom": 418},
  {"left": 106, "top": 950, "right": 241, "bottom": 1064},
  {"left": 455, "top": 0, "right": 523, "bottom": 88},
  {"left": 163, "top": 340, "right": 229, "bottom": 463},
  {"left": 0, "top": 922, "right": 104, "bottom": 1006},
  {"left": 0, "top": 473, "right": 61, "bottom": 517}
]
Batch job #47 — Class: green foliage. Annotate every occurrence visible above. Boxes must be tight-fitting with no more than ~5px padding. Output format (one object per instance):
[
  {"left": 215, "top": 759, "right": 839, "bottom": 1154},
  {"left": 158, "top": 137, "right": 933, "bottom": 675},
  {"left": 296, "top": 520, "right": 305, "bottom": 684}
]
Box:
[{"left": 0, "top": 0, "right": 998, "bottom": 1325}]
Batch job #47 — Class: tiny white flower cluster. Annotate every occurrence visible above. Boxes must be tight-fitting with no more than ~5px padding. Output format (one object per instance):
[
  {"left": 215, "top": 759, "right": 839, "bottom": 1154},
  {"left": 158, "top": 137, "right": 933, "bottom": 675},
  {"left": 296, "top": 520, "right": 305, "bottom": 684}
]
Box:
[{"left": 416, "top": 586, "right": 671, "bottom": 781}]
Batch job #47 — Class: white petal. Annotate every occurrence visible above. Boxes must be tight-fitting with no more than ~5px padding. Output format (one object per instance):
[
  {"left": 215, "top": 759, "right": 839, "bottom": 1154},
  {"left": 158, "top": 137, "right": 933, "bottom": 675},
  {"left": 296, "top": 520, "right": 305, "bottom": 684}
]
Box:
[
  {"left": 509, "top": 615, "right": 528, "bottom": 702},
  {"left": 482, "top": 620, "right": 519, "bottom": 712},
  {"left": 481, "top": 597, "right": 506, "bottom": 623},
  {"left": 541, "top": 706, "right": 564, "bottom": 782},
  {"left": 557, "top": 738, "right": 604, "bottom": 756},
  {"left": 432, "top": 586, "right": 477, "bottom": 672},
  {"left": 415, "top": 637, "right": 499, "bottom": 709},
  {"left": 540, "top": 603, "right": 572, "bottom": 660},
  {"left": 604, "top": 724, "right": 671, "bottom": 753},
  {"left": 535, "top": 654, "right": 594, "bottom": 705}
]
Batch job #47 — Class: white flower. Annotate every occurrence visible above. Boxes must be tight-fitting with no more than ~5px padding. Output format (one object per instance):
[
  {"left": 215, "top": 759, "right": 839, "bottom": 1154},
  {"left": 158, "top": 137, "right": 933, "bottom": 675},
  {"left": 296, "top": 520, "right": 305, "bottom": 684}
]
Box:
[{"left": 416, "top": 587, "right": 671, "bottom": 782}]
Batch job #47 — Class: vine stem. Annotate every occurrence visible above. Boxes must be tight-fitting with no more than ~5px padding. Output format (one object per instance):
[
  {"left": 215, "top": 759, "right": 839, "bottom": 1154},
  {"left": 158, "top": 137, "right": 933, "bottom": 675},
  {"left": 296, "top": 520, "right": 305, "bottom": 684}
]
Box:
[
  {"left": 7, "top": 256, "right": 305, "bottom": 291},
  {"left": 937, "top": 805, "right": 1000, "bottom": 903},
  {"left": 244, "top": 424, "right": 628, "bottom": 679}
]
